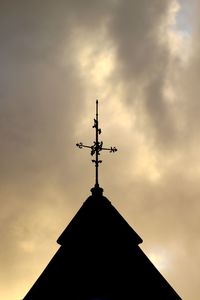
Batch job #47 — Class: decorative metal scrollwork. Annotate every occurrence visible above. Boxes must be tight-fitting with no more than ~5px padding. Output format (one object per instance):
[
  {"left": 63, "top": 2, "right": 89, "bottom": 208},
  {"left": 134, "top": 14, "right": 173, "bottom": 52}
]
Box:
[{"left": 76, "top": 100, "right": 117, "bottom": 188}]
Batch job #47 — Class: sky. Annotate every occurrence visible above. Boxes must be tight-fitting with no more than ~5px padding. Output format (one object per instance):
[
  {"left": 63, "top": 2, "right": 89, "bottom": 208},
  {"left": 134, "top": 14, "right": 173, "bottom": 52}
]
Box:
[{"left": 0, "top": 0, "right": 199, "bottom": 299}]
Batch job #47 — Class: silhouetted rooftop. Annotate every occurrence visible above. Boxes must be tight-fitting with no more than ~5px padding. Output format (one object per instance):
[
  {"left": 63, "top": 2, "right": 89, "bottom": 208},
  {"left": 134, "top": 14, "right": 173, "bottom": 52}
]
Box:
[{"left": 24, "top": 186, "right": 181, "bottom": 299}]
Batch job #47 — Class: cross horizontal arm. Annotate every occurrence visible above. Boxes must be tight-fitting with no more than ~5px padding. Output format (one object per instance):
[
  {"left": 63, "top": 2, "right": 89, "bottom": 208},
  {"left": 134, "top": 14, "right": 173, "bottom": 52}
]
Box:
[
  {"left": 101, "top": 146, "right": 117, "bottom": 153},
  {"left": 76, "top": 143, "right": 117, "bottom": 153},
  {"left": 76, "top": 142, "right": 92, "bottom": 149}
]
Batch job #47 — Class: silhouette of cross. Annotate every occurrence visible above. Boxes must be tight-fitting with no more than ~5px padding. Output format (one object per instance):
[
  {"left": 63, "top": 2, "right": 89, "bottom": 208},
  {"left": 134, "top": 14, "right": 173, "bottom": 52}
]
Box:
[{"left": 76, "top": 100, "right": 117, "bottom": 189}]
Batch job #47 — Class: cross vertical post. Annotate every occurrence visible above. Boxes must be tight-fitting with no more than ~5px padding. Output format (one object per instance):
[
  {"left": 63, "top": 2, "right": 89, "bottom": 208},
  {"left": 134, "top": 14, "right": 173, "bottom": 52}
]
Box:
[{"left": 95, "top": 100, "right": 99, "bottom": 187}]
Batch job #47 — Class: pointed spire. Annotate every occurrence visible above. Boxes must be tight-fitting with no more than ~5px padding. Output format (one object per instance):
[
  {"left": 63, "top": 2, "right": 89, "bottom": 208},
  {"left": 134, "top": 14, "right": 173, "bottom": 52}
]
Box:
[{"left": 76, "top": 100, "right": 117, "bottom": 193}]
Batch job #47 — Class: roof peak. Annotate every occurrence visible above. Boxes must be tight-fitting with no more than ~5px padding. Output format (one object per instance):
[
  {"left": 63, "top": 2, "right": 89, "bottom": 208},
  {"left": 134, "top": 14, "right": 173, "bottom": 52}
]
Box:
[
  {"left": 57, "top": 190, "right": 143, "bottom": 247},
  {"left": 90, "top": 184, "right": 104, "bottom": 197}
]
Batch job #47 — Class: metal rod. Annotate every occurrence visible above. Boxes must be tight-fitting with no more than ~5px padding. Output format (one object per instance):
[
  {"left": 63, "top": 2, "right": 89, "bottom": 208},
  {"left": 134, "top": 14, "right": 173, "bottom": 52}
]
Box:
[{"left": 95, "top": 100, "right": 99, "bottom": 187}]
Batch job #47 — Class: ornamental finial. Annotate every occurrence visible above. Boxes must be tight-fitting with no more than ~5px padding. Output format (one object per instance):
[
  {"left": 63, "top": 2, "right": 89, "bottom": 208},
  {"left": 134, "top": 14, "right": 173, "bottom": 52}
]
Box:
[{"left": 76, "top": 100, "right": 117, "bottom": 192}]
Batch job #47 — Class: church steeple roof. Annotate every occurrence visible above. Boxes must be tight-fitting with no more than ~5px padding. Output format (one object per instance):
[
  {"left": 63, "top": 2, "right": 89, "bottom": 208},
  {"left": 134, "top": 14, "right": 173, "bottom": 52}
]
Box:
[
  {"left": 24, "top": 187, "right": 181, "bottom": 299},
  {"left": 23, "top": 101, "right": 181, "bottom": 299}
]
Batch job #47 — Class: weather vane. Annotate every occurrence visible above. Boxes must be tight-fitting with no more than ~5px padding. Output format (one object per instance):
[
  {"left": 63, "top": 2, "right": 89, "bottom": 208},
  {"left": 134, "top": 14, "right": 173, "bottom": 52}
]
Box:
[{"left": 76, "top": 100, "right": 117, "bottom": 191}]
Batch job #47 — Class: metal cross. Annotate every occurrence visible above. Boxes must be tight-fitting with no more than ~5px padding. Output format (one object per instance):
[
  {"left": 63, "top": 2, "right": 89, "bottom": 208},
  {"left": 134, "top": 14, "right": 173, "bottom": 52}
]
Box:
[{"left": 76, "top": 100, "right": 117, "bottom": 189}]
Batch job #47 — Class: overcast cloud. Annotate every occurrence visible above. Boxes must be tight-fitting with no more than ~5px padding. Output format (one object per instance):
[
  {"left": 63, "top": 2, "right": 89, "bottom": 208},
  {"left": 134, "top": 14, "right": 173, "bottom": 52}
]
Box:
[{"left": 0, "top": 1, "right": 199, "bottom": 299}]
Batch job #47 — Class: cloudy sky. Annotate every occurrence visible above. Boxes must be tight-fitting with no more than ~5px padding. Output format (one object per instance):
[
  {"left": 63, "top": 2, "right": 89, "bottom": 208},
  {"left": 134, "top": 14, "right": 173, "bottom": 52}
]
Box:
[{"left": 0, "top": 0, "right": 199, "bottom": 299}]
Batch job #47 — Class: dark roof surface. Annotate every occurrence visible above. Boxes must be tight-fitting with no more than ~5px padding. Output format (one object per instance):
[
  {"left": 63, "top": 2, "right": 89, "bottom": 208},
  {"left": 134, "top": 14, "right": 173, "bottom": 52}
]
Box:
[
  {"left": 24, "top": 187, "right": 182, "bottom": 299},
  {"left": 57, "top": 189, "right": 143, "bottom": 247}
]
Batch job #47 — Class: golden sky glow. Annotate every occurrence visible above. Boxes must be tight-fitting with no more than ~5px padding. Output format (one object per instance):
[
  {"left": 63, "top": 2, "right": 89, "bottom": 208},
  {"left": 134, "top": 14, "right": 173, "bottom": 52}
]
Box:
[{"left": 0, "top": 1, "right": 199, "bottom": 299}]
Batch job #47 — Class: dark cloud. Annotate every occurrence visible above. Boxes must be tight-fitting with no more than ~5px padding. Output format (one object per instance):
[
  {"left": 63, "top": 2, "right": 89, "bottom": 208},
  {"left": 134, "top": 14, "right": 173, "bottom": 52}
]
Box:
[
  {"left": 103, "top": 0, "right": 181, "bottom": 151},
  {"left": 110, "top": 1, "right": 170, "bottom": 78}
]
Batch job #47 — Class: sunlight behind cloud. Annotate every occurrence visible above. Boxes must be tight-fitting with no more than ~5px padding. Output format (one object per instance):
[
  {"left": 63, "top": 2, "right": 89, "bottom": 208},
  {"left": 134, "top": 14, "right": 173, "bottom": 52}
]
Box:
[
  {"left": 148, "top": 247, "right": 172, "bottom": 271},
  {"left": 74, "top": 30, "right": 115, "bottom": 89}
]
